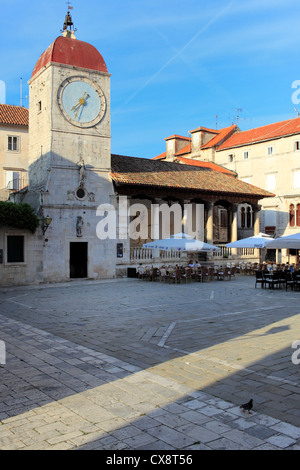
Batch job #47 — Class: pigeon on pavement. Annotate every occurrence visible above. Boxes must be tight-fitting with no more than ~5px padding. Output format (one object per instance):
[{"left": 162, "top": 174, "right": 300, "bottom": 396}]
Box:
[{"left": 240, "top": 399, "right": 253, "bottom": 414}]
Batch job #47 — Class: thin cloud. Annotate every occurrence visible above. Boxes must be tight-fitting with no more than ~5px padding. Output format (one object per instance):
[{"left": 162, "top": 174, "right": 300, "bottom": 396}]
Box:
[{"left": 112, "top": 0, "right": 237, "bottom": 116}]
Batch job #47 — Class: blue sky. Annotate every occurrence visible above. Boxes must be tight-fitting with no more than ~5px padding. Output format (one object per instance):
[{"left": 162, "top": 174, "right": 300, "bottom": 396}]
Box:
[{"left": 0, "top": 0, "right": 300, "bottom": 158}]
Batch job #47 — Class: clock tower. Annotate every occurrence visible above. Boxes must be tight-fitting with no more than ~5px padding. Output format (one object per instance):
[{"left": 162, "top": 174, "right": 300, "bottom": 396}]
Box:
[
  {"left": 25, "top": 12, "right": 116, "bottom": 281},
  {"left": 28, "top": 12, "right": 111, "bottom": 190}
]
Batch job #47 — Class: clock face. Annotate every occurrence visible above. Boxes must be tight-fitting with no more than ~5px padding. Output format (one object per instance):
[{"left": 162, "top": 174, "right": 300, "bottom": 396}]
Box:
[{"left": 57, "top": 77, "right": 106, "bottom": 128}]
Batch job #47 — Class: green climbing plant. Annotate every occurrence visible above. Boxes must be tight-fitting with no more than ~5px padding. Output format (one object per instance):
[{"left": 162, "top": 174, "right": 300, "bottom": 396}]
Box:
[{"left": 0, "top": 201, "right": 39, "bottom": 234}]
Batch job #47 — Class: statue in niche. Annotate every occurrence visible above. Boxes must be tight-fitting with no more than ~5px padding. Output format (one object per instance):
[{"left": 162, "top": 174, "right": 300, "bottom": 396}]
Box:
[
  {"left": 78, "top": 159, "right": 86, "bottom": 188},
  {"left": 76, "top": 216, "right": 84, "bottom": 237}
]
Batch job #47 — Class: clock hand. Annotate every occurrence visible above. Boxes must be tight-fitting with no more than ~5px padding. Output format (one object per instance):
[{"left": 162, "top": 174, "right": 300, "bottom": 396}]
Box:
[
  {"left": 71, "top": 92, "right": 87, "bottom": 111},
  {"left": 72, "top": 93, "right": 90, "bottom": 119}
]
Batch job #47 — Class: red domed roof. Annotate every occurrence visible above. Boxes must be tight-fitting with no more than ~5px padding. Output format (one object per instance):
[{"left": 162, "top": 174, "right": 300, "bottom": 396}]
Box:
[{"left": 31, "top": 35, "right": 108, "bottom": 78}]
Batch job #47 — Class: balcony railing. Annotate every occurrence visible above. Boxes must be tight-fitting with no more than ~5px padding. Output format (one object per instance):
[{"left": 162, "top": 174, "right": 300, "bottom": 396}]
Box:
[
  {"left": 0, "top": 176, "right": 29, "bottom": 201},
  {"left": 130, "top": 247, "right": 182, "bottom": 262},
  {"left": 213, "top": 245, "right": 255, "bottom": 258},
  {"left": 6, "top": 176, "right": 28, "bottom": 192}
]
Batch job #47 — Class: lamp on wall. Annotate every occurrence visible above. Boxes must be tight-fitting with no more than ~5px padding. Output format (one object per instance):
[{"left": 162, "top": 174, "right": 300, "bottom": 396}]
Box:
[{"left": 41, "top": 215, "right": 52, "bottom": 235}]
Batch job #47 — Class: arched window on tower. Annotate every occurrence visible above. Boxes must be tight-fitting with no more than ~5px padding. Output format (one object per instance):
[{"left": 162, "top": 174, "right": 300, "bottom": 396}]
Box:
[{"left": 290, "top": 204, "right": 295, "bottom": 227}]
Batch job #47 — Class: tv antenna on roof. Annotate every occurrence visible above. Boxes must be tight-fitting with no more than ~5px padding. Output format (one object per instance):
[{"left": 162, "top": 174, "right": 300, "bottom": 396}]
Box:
[
  {"left": 294, "top": 107, "right": 300, "bottom": 117},
  {"left": 233, "top": 108, "right": 242, "bottom": 125}
]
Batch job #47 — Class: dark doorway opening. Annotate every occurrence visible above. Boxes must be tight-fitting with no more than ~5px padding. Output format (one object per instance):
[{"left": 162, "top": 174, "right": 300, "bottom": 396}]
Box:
[{"left": 70, "top": 242, "right": 88, "bottom": 278}]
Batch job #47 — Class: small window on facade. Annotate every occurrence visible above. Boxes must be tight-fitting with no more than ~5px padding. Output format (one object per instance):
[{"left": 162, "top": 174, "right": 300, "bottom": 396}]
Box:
[
  {"left": 7, "top": 236, "right": 24, "bottom": 263},
  {"left": 290, "top": 204, "right": 295, "bottom": 227},
  {"left": 76, "top": 188, "right": 86, "bottom": 199},
  {"left": 294, "top": 141, "right": 300, "bottom": 151},
  {"left": 228, "top": 154, "right": 234, "bottom": 162},
  {"left": 243, "top": 151, "right": 249, "bottom": 159},
  {"left": 268, "top": 146, "right": 273, "bottom": 155},
  {"left": 7, "top": 136, "right": 19, "bottom": 152},
  {"left": 37, "top": 101, "right": 42, "bottom": 113}
]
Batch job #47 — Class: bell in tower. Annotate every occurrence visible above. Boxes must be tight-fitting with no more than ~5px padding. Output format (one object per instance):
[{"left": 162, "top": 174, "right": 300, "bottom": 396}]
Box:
[
  {"left": 62, "top": 7, "right": 77, "bottom": 39},
  {"left": 63, "top": 11, "right": 73, "bottom": 30}
]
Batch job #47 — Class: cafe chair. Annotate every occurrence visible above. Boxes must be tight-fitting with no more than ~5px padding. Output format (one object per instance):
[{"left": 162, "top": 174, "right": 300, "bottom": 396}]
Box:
[{"left": 255, "top": 270, "right": 265, "bottom": 288}]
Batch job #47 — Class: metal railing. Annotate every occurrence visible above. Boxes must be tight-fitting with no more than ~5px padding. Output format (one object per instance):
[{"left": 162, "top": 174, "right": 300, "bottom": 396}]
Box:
[
  {"left": 5, "top": 176, "right": 28, "bottom": 191},
  {"left": 0, "top": 176, "right": 29, "bottom": 201}
]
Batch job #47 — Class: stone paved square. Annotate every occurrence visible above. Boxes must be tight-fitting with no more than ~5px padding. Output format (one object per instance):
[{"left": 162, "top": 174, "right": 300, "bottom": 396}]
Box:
[{"left": 0, "top": 274, "right": 299, "bottom": 450}]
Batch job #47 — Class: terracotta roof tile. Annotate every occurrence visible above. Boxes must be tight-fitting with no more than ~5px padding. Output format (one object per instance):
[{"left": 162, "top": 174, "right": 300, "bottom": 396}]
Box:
[
  {"left": 164, "top": 134, "right": 190, "bottom": 141},
  {"left": 153, "top": 125, "right": 238, "bottom": 160},
  {"left": 174, "top": 156, "right": 236, "bottom": 176},
  {"left": 153, "top": 151, "right": 167, "bottom": 160},
  {"left": 0, "top": 104, "right": 28, "bottom": 126},
  {"left": 111, "top": 154, "right": 273, "bottom": 199},
  {"left": 218, "top": 117, "right": 300, "bottom": 150},
  {"left": 201, "top": 125, "right": 237, "bottom": 149},
  {"left": 190, "top": 126, "right": 218, "bottom": 134}
]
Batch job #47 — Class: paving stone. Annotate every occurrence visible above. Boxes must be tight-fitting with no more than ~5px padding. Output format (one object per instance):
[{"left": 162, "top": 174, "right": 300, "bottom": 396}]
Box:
[
  {"left": 208, "top": 437, "right": 248, "bottom": 450},
  {"left": 270, "top": 421, "right": 300, "bottom": 439},
  {"left": 266, "top": 434, "right": 297, "bottom": 449},
  {"left": 244, "top": 424, "right": 278, "bottom": 440},
  {"left": 221, "top": 429, "right": 264, "bottom": 449}
]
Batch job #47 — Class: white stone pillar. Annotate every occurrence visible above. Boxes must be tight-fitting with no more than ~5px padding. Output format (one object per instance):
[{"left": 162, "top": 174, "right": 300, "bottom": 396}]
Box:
[
  {"left": 151, "top": 202, "right": 160, "bottom": 261},
  {"left": 253, "top": 205, "right": 261, "bottom": 261},
  {"left": 206, "top": 201, "right": 214, "bottom": 245},
  {"left": 253, "top": 205, "right": 261, "bottom": 236},
  {"left": 230, "top": 203, "right": 238, "bottom": 257}
]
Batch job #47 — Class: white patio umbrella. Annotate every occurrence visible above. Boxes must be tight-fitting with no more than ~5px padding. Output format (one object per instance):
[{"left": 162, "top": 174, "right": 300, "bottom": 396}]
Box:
[
  {"left": 226, "top": 232, "right": 274, "bottom": 249},
  {"left": 143, "top": 232, "right": 220, "bottom": 252},
  {"left": 266, "top": 232, "right": 300, "bottom": 249}
]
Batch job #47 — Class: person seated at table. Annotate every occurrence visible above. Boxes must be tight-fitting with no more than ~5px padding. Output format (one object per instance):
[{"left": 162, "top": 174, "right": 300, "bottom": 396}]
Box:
[{"left": 188, "top": 259, "right": 194, "bottom": 267}]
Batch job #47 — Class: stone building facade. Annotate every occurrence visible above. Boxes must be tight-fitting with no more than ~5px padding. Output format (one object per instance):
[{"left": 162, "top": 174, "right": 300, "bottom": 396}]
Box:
[
  {"left": 0, "top": 15, "right": 274, "bottom": 286},
  {"left": 154, "top": 118, "right": 300, "bottom": 262},
  {"left": 0, "top": 104, "right": 29, "bottom": 201}
]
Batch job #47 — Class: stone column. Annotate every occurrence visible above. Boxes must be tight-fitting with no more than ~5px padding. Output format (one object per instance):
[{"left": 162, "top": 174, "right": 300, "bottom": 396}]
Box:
[
  {"left": 151, "top": 201, "right": 160, "bottom": 262},
  {"left": 253, "top": 205, "right": 261, "bottom": 236},
  {"left": 206, "top": 201, "right": 214, "bottom": 245},
  {"left": 230, "top": 203, "right": 238, "bottom": 257},
  {"left": 183, "top": 201, "right": 205, "bottom": 240},
  {"left": 151, "top": 202, "right": 160, "bottom": 240},
  {"left": 253, "top": 204, "right": 262, "bottom": 261},
  {"left": 230, "top": 203, "right": 238, "bottom": 243}
]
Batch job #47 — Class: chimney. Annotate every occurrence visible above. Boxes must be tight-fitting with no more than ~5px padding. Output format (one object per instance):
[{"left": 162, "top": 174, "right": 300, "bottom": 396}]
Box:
[
  {"left": 164, "top": 135, "right": 191, "bottom": 161},
  {"left": 189, "top": 126, "right": 219, "bottom": 154}
]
